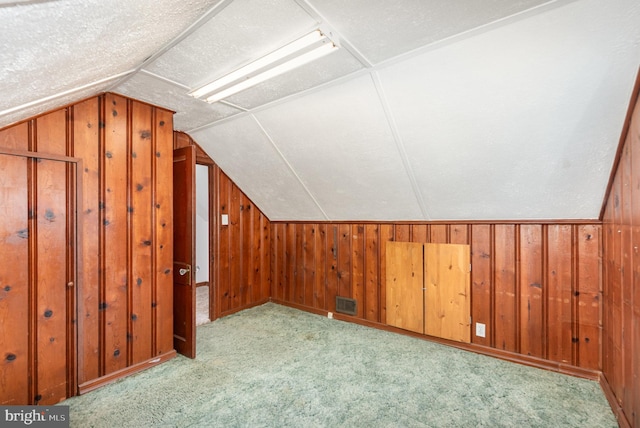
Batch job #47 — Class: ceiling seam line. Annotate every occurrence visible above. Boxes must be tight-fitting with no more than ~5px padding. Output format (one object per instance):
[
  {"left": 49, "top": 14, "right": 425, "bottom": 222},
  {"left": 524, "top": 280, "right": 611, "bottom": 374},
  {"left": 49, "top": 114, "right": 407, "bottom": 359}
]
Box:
[
  {"left": 293, "top": 0, "right": 373, "bottom": 68},
  {"left": 250, "top": 114, "right": 330, "bottom": 221},
  {"left": 373, "top": 0, "right": 580, "bottom": 73},
  {"left": 0, "top": 70, "right": 134, "bottom": 118},
  {"left": 0, "top": 0, "right": 59, "bottom": 7},
  {"left": 219, "top": 100, "right": 249, "bottom": 112},
  {"left": 104, "top": 0, "right": 235, "bottom": 92},
  {"left": 370, "top": 70, "right": 431, "bottom": 220},
  {"left": 138, "top": 70, "right": 191, "bottom": 91}
]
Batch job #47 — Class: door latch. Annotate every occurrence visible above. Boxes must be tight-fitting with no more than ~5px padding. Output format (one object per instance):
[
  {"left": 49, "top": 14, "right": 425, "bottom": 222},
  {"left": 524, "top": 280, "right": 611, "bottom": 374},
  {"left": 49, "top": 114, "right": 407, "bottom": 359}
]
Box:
[{"left": 179, "top": 267, "right": 190, "bottom": 276}]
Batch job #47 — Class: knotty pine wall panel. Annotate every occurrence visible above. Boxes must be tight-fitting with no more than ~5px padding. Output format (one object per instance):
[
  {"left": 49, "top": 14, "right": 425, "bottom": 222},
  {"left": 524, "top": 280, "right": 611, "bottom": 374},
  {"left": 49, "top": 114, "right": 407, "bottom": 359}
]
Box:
[
  {"left": 493, "top": 224, "right": 517, "bottom": 352},
  {"left": 130, "top": 102, "right": 153, "bottom": 365},
  {"left": 519, "top": 224, "right": 544, "bottom": 359},
  {"left": 546, "top": 225, "right": 573, "bottom": 365},
  {"left": 0, "top": 146, "right": 30, "bottom": 405},
  {"left": 271, "top": 222, "right": 602, "bottom": 372},
  {"left": 153, "top": 108, "right": 174, "bottom": 357},
  {"left": 34, "top": 154, "right": 69, "bottom": 404},
  {"left": 72, "top": 97, "right": 101, "bottom": 384},
  {"left": 102, "top": 94, "right": 129, "bottom": 375},
  {"left": 602, "top": 71, "right": 640, "bottom": 427},
  {"left": 470, "top": 225, "right": 491, "bottom": 348},
  {"left": 0, "top": 93, "right": 175, "bottom": 403}
]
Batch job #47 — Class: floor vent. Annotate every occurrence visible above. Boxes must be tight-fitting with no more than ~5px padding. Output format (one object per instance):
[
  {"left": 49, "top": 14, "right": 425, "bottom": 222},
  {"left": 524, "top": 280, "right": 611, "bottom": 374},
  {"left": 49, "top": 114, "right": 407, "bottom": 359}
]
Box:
[{"left": 336, "top": 296, "right": 357, "bottom": 316}]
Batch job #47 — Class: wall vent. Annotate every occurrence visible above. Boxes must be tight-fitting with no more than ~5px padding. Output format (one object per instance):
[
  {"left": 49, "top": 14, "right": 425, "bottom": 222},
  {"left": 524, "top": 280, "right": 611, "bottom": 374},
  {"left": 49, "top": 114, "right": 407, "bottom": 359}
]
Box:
[{"left": 335, "top": 296, "right": 357, "bottom": 316}]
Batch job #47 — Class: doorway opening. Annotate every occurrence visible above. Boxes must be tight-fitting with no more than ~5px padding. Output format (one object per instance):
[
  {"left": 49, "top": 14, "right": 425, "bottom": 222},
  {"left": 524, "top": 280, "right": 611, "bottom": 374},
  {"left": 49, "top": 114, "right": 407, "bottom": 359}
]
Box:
[
  {"left": 173, "top": 136, "right": 216, "bottom": 359},
  {"left": 195, "top": 163, "right": 212, "bottom": 326}
]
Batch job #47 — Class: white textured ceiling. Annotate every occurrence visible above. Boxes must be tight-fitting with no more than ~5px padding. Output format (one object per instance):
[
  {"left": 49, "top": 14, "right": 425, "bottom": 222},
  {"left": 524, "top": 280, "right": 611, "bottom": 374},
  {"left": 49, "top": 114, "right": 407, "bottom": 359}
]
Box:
[{"left": 1, "top": 0, "right": 639, "bottom": 221}]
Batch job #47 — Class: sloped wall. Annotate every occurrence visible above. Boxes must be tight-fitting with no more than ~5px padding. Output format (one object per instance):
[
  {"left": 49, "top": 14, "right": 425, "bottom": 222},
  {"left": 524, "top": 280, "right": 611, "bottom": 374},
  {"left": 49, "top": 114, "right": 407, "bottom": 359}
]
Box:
[{"left": 602, "top": 71, "right": 640, "bottom": 427}]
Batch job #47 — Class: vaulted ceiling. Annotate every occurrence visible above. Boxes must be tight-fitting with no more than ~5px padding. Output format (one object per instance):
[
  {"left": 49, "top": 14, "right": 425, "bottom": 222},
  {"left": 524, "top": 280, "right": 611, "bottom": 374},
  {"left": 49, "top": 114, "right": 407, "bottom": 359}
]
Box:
[{"left": 2, "top": 0, "right": 639, "bottom": 221}]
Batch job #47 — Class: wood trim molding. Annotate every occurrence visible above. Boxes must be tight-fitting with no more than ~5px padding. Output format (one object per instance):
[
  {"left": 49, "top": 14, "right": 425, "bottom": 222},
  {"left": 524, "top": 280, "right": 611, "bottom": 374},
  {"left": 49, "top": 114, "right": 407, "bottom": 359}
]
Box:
[
  {"left": 77, "top": 350, "right": 176, "bottom": 395},
  {"left": 270, "top": 219, "right": 602, "bottom": 225},
  {"left": 0, "top": 147, "right": 82, "bottom": 163},
  {"left": 600, "top": 66, "right": 640, "bottom": 220},
  {"left": 599, "top": 373, "right": 631, "bottom": 428}
]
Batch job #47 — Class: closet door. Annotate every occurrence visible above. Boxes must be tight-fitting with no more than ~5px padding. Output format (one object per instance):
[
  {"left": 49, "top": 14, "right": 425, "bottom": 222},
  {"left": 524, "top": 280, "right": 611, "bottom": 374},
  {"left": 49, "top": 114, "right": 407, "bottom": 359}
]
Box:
[
  {"left": 424, "top": 243, "right": 470, "bottom": 343},
  {"left": 0, "top": 153, "right": 76, "bottom": 405},
  {"left": 385, "top": 241, "right": 424, "bottom": 334}
]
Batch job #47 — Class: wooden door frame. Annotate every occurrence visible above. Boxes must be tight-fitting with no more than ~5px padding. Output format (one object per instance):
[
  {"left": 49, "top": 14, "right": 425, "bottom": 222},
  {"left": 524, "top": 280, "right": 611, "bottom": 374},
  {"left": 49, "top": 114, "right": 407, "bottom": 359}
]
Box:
[
  {"left": 0, "top": 147, "right": 83, "bottom": 401},
  {"left": 194, "top": 155, "right": 217, "bottom": 323}
]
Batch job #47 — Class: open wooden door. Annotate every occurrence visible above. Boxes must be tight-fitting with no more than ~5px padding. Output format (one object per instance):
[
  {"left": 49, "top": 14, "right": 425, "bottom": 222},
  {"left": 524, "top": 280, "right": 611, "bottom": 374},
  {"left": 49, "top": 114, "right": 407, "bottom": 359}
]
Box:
[
  {"left": 424, "top": 243, "right": 471, "bottom": 343},
  {"left": 385, "top": 241, "right": 424, "bottom": 334},
  {"left": 173, "top": 146, "right": 196, "bottom": 358}
]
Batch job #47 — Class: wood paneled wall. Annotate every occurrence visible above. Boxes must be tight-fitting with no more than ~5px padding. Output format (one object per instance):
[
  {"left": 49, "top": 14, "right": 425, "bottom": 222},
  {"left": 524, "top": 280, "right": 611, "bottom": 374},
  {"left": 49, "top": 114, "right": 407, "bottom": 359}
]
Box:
[
  {"left": 271, "top": 222, "right": 601, "bottom": 372},
  {"left": 0, "top": 93, "right": 175, "bottom": 402},
  {"left": 602, "top": 70, "right": 640, "bottom": 427},
  {"left": 174, "top": 133, "right": 271, "bottom": 320},
  {"left": 216, "top": 168, "right": 271, "bottom": 316}
]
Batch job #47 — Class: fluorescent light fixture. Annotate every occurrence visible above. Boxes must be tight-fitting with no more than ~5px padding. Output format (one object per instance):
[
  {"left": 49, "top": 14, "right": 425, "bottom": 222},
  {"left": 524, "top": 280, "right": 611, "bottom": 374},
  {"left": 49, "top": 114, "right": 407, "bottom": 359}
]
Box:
[{"left": 190, "top": 29, "right": 338, "bottom": 103}]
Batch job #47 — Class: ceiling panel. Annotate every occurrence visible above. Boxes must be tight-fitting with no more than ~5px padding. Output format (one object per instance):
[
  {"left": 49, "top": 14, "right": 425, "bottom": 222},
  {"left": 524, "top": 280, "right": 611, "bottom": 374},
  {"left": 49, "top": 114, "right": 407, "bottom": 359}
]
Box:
[
  {"left": 307, "top": 0, "right": 552, "bottom": 64},
  {"left": 145, "top": 0, "right": 317, "bottom": 89},
  {"left": 191, "top": 115, "right": 327, "bottom": 220},
  {"left": 0, "top": 0, "right": 219, "bottom": 121},
  {"left": 377, "top": 0, "right": 640, "bottom": 220},
  {"left": 255, "top": 74, "right": 424, "bottom": 220},
  {"left": 113, "top": 72, "right": 242, "bottom": 132}
]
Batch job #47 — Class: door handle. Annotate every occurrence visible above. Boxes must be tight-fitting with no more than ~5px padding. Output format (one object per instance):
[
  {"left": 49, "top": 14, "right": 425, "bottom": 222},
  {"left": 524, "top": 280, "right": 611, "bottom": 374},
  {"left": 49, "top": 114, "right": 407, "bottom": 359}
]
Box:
[{"left": 179, "top": 267, "right": 190, "bottom": 276}]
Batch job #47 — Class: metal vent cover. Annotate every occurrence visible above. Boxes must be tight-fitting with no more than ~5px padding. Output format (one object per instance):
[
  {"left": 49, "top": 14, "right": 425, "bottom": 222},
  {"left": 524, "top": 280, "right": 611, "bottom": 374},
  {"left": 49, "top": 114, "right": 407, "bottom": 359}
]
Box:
[{"left": 335, "top": 296, "right": 357, "bottom": 316}]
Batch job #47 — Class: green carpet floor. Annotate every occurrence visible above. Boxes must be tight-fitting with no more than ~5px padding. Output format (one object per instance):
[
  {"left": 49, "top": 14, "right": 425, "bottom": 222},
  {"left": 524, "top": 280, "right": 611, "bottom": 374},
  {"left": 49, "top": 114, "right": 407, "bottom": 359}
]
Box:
[{"left": 63, "top": 303, "right": 617, "bottom": 427}]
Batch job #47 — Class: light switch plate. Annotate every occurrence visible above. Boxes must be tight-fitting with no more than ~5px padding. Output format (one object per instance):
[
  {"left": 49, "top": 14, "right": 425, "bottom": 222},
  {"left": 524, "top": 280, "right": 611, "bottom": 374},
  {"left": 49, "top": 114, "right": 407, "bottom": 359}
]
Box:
[{"left": 221, "top": 214, "right": 229, "bottom": 226}]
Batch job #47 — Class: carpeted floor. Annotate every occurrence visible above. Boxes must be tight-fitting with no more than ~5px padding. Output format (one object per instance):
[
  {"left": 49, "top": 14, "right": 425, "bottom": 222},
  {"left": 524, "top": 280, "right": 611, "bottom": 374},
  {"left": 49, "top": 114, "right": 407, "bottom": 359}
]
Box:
[
  {"left": 62, "top": 303, "right": 617, "bottom": 427},
  {"left": 196, "top": 285, "right": 210, "bottom": 326}
]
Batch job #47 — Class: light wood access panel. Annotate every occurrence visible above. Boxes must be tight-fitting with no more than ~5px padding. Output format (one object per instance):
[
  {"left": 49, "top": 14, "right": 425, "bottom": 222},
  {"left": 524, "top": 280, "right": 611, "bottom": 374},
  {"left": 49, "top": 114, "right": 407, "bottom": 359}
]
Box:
[
  {"left": 424, "top": 243, "right": 471, "bottom": 342},
  {"left": 386, "top": 242, "right": 424, "bottom": 334},
  {"left": 386, "top": 242, "right": 470, "bottom": 343}
]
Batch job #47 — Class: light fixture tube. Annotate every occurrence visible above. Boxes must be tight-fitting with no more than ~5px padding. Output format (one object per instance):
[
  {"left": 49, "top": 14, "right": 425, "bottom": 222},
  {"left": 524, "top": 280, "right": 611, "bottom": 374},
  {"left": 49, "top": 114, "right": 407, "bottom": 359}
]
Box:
[
  {"left": 204, "top": 42, "right": 337, "bottom": 103},
  {"left": 189, "top": 29, "right": 338, "bottom": 103}
]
